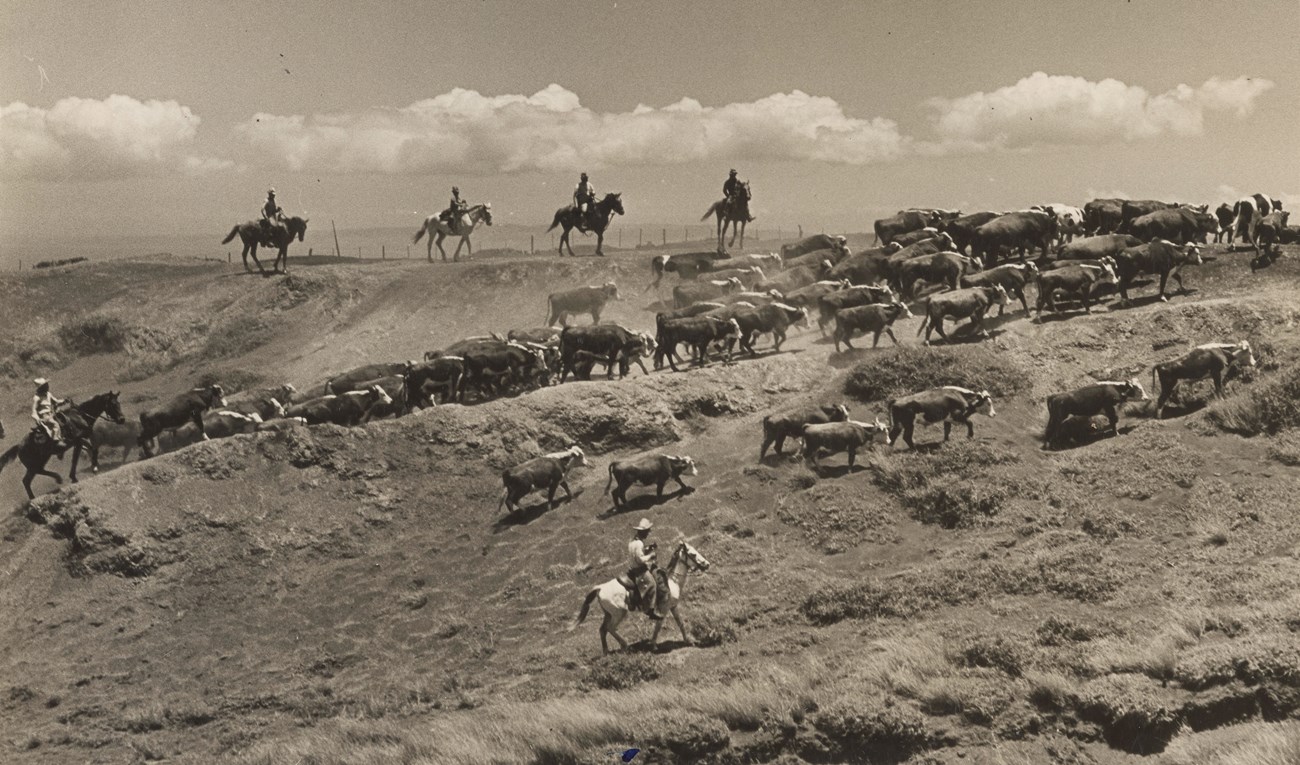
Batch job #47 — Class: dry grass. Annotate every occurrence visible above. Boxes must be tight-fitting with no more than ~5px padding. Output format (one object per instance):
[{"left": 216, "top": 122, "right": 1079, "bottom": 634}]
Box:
[{"left": 1161, "top": 720, "right": 1300, "bottom": 765}]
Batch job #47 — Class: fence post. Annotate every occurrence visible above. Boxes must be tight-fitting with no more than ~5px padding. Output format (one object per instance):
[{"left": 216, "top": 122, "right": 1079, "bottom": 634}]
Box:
[
  {"left": 332, "top": 219, "right": 341, "bottom": 257},
  {"left": 684, "top": 226, "right": 688, "bottom": 242},
  {"left": 382, "top": 245, "right": 386, "bottom": 260},
  {"left": 662, "top": 228, "right": 666, "bottom": 246},
  {"left": 407, "top": 245, "right": 411, "bottom": 259},
  {"left": 798, "top": 225, "right": 803, "bottom": 239},
  {"left": 638, "top": 228, "right": 643, "bottom": 247},
  {"left": 530, "top": 234, "right": 535, "bottom": 254},
  {"left": 618, "top": 229, "right": 622, "bottom": 248},
  {"left": 227, "top": 252, "right": 231, "bottom": 263}
]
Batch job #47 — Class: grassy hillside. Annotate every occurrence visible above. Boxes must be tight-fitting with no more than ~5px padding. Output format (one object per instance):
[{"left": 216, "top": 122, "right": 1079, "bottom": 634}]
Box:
[{"left": 2, "top": 242, "right": 1300, "bottom": 764}]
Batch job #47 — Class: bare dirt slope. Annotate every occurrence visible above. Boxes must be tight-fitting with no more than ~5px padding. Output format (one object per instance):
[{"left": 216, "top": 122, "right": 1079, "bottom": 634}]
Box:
[{"left": 2, "top": 243, "right": 1300, "bottom": 764}]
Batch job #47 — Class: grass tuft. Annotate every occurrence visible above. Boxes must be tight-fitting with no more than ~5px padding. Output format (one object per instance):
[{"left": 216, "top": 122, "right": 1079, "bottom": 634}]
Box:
[{"left": 843, "top": 345, "right": 1028, "bottom": 403}]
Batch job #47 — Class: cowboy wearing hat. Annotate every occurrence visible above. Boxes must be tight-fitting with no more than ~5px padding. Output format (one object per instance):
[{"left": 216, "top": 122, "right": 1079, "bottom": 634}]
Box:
[
  {"left": 574, "top": 172, "right": 595, "bottom": 220},
  {"left": 259, "top": 188, "right": 283, "bottom": 242},
  {"left": 440, "top": 186, "right": 467, "bottom": 234},
  {"left": 627, "top": 518, "right": 659, "bottom": 615},
  {"left": 722, "top": 169, "right": 756, "bottom": 223},
  {"left": 31, "top": 378, "right": 66, "bottom": 448}
]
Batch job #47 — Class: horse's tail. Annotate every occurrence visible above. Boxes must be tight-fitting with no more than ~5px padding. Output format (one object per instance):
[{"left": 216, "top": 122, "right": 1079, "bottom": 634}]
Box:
[
  {"left": 701, "top": 202, "right": 719, "bottom": 222},
  {"left": 413, "top": 222, "right": 426, "bottom": 244},
  {"left": 0, "top": 443, "right": 19, "bottom": 474},
  {"left": 546, "top": 210, "right": 564, "bottom": 233},
  {"left": 221, "top": 225, "right": 240, "bottom": 245},
  {"left": 571, "top": 586, "right": 601, "bottom": 629}
]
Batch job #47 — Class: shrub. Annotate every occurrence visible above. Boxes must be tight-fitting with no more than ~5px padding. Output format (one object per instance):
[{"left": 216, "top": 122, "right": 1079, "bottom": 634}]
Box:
[
  {"left": 687, "top": 610, "right": 740, "bottom": 648},
  {"left": 843, "top": 345, "right": 1028, "bottom": 403},
  {"left": 1036, "top": 616, "right": 1107, "bottom": 646},
  {"left": 57, "top": 315, "right": 130, "bottom": 355},
  {"left": 953, "top": 635, "right": 1028, "bottom": 677},
  {"left": 643, "top": 711, "right": 730, "bottom": 759},
  {"left": 906, "top": 480, "right": 1005, "bottom": 529},
  {"left": 33, "top": 256, "right": 88, "bottom": 269},
  {"left": 1207, "top": 362, "right": 1300, "bottom": 435},
  {"left": 812, "top": 696, "right": 934, "bottom": 756},
  {"left": 584, "top": 654, "right": 659, "bottom": 690}
]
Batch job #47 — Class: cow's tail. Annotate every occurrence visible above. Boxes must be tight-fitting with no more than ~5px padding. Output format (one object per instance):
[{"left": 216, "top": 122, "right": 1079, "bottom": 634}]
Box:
[
  {"left": 604, "top": 463, "right": 615, "bottom": 495},
  {"left": 221, "top": 225, "right": 240, "bottom": 245},
  {"left": 546, "top": 210, "right": 564, "bottom": 233},
  {"left": 571, "top": 586, "right": 601, "bottom": 629},
  {"left": 413, "top": 221, "right": 427, "bottom": 244},
  {"left": 0, "top": 444, "right": 19, "bottom": 474}
]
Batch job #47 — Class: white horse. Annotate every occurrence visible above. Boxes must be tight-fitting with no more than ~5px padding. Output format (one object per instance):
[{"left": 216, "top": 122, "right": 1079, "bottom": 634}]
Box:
[
  {"left": 412, "top": 203, "right": 493, "bottom": 262},
  {"left": 572, "top": 540, "right": 711, "bottom": 655}
]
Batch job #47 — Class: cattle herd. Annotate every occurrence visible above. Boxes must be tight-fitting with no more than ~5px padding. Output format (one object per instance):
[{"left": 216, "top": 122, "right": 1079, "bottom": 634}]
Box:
[{"left": 72, "top": 192, "right": 1280, "bottom": 518}]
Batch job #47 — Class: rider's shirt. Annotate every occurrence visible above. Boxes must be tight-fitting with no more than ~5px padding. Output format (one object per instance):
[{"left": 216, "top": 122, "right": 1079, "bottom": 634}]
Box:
[
  {"left": 262, "top": 198, "right": 281, "bottom": 220},
  {"left": 724, "top": 177, "right": 740, "bottom": 198},
  {"left": 575, "top": 181, "right": 594, "bottom": 203},
  {"left": 628, "top": 538, "right": 654, "bottom": 568},
  {"left": 32, "top": 392, "right": 62, "bottom": 421}
]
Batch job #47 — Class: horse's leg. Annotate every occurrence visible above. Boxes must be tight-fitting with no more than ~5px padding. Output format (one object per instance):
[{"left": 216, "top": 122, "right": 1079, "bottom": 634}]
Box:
[
  {"left": 599, "top": 615, "right": 610, "bottom": 655},
  {"left": 436, "top": 233, "right": 448, "bottom": 262},
  {"left": 465, "top": 236, "right": 473, "bottom": 258},
  {"left": 605, "top": 610, "right": 630, "bottom": 652},
  {"left": 452, "top": 237, "right": 466, "bottom": 263},
  {"left": 672, "top": 607, "right": 694, "bottom": 646},
  {"left": 22, "top": 469, "right": 37, "bottom": 500},
  {"left": 426, "top": 228, "right": 435, "bottom": 262},
  {"left": 242, "top": 243, "right": 253, "bottom": 273},
  {"left": 595, "top": 230, "right": 605, "bottom": 257},
  {"left": 737, "top": 221, "right": 745, "bottom": 250},
  {"left": 69, "top": 445, "right": 81, "bottom": 483},
  {"left": 248, "top": 243, "right": 268, "bottom": 277},
  {"left": 564, "top": 229, "right": 576, "bottom": 257},
  {"left": 650, "top": 618, "right": 664, "bottom": 648}
]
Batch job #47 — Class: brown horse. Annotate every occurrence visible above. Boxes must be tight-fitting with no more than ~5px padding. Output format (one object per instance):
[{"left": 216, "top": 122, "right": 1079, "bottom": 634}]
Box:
[
  {"left": 221, "top": 216, "right": 308, "bottom": 276},
  {"left": 547, "top": 193, "right": 624, "bottom": 257},
  {"left": 0, "top": 392, "right": 126, "bottom": 499},
  {"left": 702, "top": 181, "right": 752, "bottom": 252}
]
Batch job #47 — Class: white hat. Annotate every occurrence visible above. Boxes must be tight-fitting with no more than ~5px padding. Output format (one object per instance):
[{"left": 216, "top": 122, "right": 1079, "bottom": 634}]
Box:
[
  {"left": 34, "top": 377, "right": 48, "bottom": 387},
  {"left": 633, "top": 518, "right": 653, "bottom": 531}
]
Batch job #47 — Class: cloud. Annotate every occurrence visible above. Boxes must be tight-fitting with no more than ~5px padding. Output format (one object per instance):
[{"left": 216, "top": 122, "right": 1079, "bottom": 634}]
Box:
[
  {"left": 0, "top": 94, "right": 230, "bottom": 181},
  {"left": 233, "top": 84, "right": 908, "bottom": 174},
  {"left": 927, "top": 72, "right": 1274, "bottom": 149}
]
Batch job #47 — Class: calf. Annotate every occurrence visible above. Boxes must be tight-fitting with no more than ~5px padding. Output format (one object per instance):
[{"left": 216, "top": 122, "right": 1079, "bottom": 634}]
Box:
[
  {"left": 1044, "top": 379, "right": 1149, "bottom": 448},
  {"left": 498, "top": 445, "right": 587, "bottom": 514},
  {"left": 673, "top": 277, "right": 743, "bottom": 308},
  {"left": 604, "top": 454, "right": 698, "bottom": 509},
  {"left": 1112, "top": 240, "right": 1202, "bottom": 306},
  {"left": 1034, "top": 262, "right": 1116, "bottom": 320},
  {"left": 959, "top": 262, "right": 1037, "bottom": 315},
  {"left": 760, "top": 403, "right": 850, "bottom": 459},
  {"left": 138, "top": 384, "right": 227, "bottom": 458},
  {"left": 833, "top": 302, "right": 914, "bottom": 351},
  {"left": 655, "top": 315, "right": 741, "bottom": 371},
  {"left": 802, "top": 419, "right": 889, "bottom": 467},
  {"left": 1152, "top": 341, "right": 1256, "bottom": 419},
  {"left": 285, "top": 385, "right": 393, "bottom": 426},
  {"left": 559, "top": 324, "right": 654, "bottom": 382},
  {"left": 353, "top": 375, "right": 407, "bottom": 420},
  {"left": 546, "top": 282, "right": 620, "bottom": 326},
  {"left": 887, "top": 386, "right": 996, "bottom": 449},
  {"left": 816, "top": 284, "right": 896, "bottom": 334},
  {"left": 917, "top": 285, "right": 1008, "bottom": 344}
]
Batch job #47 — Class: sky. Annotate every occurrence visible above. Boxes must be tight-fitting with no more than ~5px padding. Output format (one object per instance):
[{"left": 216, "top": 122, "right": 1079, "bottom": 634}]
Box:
[{"left": 2, "top": 0, "right": 1297, "bottom": 244}]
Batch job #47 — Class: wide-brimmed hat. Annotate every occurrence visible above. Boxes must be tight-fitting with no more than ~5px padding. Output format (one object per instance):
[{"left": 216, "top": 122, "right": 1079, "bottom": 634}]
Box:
[
  {"left": 267, "top": 188, "right": 276, "bottom": 195},
  {"left": 729, "top": 169, "right": 737, "bottom": 175},
  {"left": 633, "top": 518, "right": 653, "bottom": 531},
  {"left": 34, "top": 377, "right": 48, "bottom": 388}
]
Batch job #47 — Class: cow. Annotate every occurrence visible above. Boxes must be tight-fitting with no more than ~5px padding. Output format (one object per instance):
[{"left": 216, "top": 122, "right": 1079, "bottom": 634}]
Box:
[
  {"left": 156, "top": 410, "right": 265, "bottom": 453},
  {"left": 756, "top": 263, "right": 825, "bottom": 294},
  {"left": 1056, "top": 234, "right": 1142, "bottom": 262},
  {"left": 1111, "top": 240, "right": 1202, "bottom": 306},
  {"left": 941, "top": 211, "right": 1002, "bottom": 254},
  {"left": 546, "top": 282, "right": 621, "bottom": 326},
  {"left": 784, "top": 246, "right": 840, "bottom": 270},
  {"left": 255, "top": 416, "right": 308, "bottom": 433},
  {"left": 604, "top": 454, "right": 698, "bottom": 509},
  {"left": 1152, "top": 342, "right": 1256, "bottom": 419},
  {"left": 498, "top": 445, "right": 587, "bottom": 514},
  {"left": 284, "top": 385, "right": 393, "bottom": 426},
  {"left": 880, "top": 234, "right": 958, "bottom": 287},
  {"left": 897, "top": 251, "right": 981, "bottom": 300},
  {"left": 352, "top": 375, "right": 407, "bottom": 420},
  {"left": 1043, "top": 379, "right": 1150, "bottom": 448},
  {"left": 655, "top": 315, "right": 741, "bottom": 371},
  {"left": 1233, "top": 194, "right": 1281, "bottom": 246},
  {"left": 1126, "top": 207, "right": 1218, "bottom": 244},
  {"left": 138, "top": 384, "right": 227, "bottom": 458},
  {"left": 718, "top": 289, "right": 786, "bottom": 306},
  {"left": 1083, "top": 198, "right": 1126, "bottom": 236},
  {"left": 1037, "top": 204, "right": 1086, "bottom": 244},
  {"left": 403, "top": 356, "right": 465, "bottom": 406},
  {"left": 1119, "top": 200, "right": 1179, "bottom": 232},
  {"left": 725, "top": 302, "right": 809, "bottom": 355},
  {"left": 223, "top": 384, "right": 294, "bottom": 419},
  {"left": 435, "top": 334, "right": 507, "bottom": 357},
  {"left": 781, "top": 234, "right": 845, "bottom": 261},
  {"left": 508, "top": 326, "right": 563, "bottom": 346},
  {"left": 1213, "top": 203, "right": 1237, "bottom": 244},
  {"left": 462, "top": 342, "right": 548, "bottom": 399},
  {"left": 559, "top": 324, "right": 654, "bottom": 382},
  {"left": 917, "top": 285, "right": 1009, "bottom": 344},
  {"left": 891, "top": 227, "right": 943, "bottom": 249},
  {"left": 739, "top": 253, "right": 783, "bottom": 272},
  {"left": 832, "top": 302, "right": 914, "bottom": 351},
  {"left": 648, "top": 251, "right": 729, "bottom": 291},
  {"left": 887, "top": 386, "right": 996, "bottom": 449},
  {"left": 759, "top": 403, "right": 850, "bottom": 459},
  {"left": 781, "top": 279, "right": 851, "bottom": 310},
  {"left": 816, "top": 284, "right": 897, "bottom": 334},
  {"left": 825, "top": 243, "right": 902, "bottom": 286},
  {"left": 1253, "top": 210, "right": 1290, "bottom": 266},
  {"left": 971, "top": 210, "right": 1058, "bottom": 267},
  {"left": 802, "top": 419, "right": 890, "bottom": 467},
  {"left": 875, "top": 209, "right": 958, "bottom": 245},
  {"left": 325, "top": 363, "right": 409, "bottom": 395},
  {"left": 959, "top": 262, "right": 1038, "bottom": 315},
  {"left": 658, "top": 302, "right": 728, "bottom": 321},
  {"left": 672, "top": 277, "right": 743, "bottom": 308},
  {"left": 1034, "top": 262, "right": 1116, "bottom": 320},
  {"left": 705, "top": 265, "right": 766, "bottom": 289}
]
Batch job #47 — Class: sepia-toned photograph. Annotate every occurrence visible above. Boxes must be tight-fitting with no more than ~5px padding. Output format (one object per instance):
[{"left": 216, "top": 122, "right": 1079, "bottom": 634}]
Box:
[{"left": 1, "top": 1, "right": 1298, "bottom": 762}]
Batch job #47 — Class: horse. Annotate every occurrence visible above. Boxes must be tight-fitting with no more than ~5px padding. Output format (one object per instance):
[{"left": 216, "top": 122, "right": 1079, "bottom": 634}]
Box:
[
  {"left": 0, "top": 391, "right": 126, "bottom": 499},
  {"left": 572, "top": 540, "right": 710, "bottom": 655},
  {"left": 547, "top": 193, "right": 624, "bottom": 257},
  {"left": 412, "top": 203, "right": 494, "bottom": 262},
  {"left": 701, "top": 181, "right": 752, "bottom": 252},
  {"left": 221, "top": 216, "right": 309, "bottom": 276}
]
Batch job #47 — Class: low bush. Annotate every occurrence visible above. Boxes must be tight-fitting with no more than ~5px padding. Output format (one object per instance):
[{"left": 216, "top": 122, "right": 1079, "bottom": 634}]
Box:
[
  {"left": 952, "top": 635, "right": 1029, "bottom": 677},
  {"left": 906, "top": 480, "right": 1005, "bottom": 529},
  {"left": 1035, "top": 616, "right": 1108, "bottom": 646},
  {"left": 33, "top": 256, "right": 88, "bottom": 269},
  {"left": 1207, "top": 362, "right": 1300, "bottom": 436},
  {"left": 584, "top": 654, "right": 660, "bottom": 691},
  {"left": 687, "top": 609, "right": 740, "bottom": 647},
  {"left": 812, "top": 695, "right": 935, "bottom": 757},
  {"left": 57, "top": 315, "right": 130, "bottom": 355},
  {"left": 843, "top": 345, "right": 1028, "bottom": 403}
]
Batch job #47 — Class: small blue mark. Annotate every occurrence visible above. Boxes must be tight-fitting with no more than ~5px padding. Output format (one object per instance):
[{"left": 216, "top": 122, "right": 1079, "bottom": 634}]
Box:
[{"left": 621, "top": 748, "right": 641, "bottom": 762}]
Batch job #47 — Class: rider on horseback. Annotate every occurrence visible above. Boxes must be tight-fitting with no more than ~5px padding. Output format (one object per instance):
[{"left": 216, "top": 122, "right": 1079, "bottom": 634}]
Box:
[
  {"left": 31, "top": 378, "right": 67, "bottom": 449},
  {"left": 627, "top": 518, "right": 667, "bottom": 617},
  {"left": 574, "top": 173, "right": 595, "bottom": 227},
  {"left": 440, "top": 186, "right": 468, "bottom": 234},
  {"left": 259, "top": 188, "right": 283, "bottom": 243},
  {"left": 723, "top": 169, "right": 756, "bottom": 223}
]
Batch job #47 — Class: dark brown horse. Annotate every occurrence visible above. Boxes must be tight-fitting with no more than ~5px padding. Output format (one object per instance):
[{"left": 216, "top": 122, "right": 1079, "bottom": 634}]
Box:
[
  {"left": 547, "top": 193, "right": 624, "bottom": 257},
  {"left": 0, "top": 391, "right": 126, "bottom": 499},
  {"left": 702, "top": 181, "right": 752, "bottom": 252},
  {"left": 138, "top": 385, "right": 227, "bottom": 458},
  {"left": 221, "top": 216, "right": 308, "bottom": 276}
]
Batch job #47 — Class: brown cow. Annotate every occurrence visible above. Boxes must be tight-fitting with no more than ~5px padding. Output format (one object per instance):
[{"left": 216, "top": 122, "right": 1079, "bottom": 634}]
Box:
[
  {"left": 1152, "top": 342, "right": 1256, "bottom": 419},
  {"left": 887, "top": 386, "right": 996, "bottom": 449},
  {"left": 832, "top": 302, "right": 914, "bottom": 351},
  {"left": 917, "top": 285, "right": 1008, "bottom": 344},
  {"left": 547, "top": 282, "right": 621, "bottom": 326},
  {"left": 498, "top": 445, "right": 587, "bottom": 514}
]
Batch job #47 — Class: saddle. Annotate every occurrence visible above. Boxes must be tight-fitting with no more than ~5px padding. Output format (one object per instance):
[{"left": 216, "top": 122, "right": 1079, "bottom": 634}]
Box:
[{"left": 621, "top": 566, "right": 669, "bottom": 618}]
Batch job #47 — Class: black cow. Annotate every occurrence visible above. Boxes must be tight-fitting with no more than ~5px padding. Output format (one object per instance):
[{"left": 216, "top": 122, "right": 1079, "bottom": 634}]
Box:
[
  {"left": 897, "top": 251, "right": 981, "bottom": 300},
  {"left": 971, "top": 210, "right": 1058, "bottom": 267},
  {"left": 1119, "top": 199, "right": 1179, "bottom": 232},
  {"left": 816, "top": 284, "right": 896, "bottom": 334},
  {"left": 672, "top": 277, "right": 743, "bottom": 308},
  {"left": 1126, "top": 207, "right": 1217, "bottom": 244},
  {"left": 1044, "top": 379, "right": 1149, "bottom": 448},
  {"left": 138, "top": 384, "right": 227, "bottom": 458},
  {"left": 832, "top": 302, "right": 913, "bottom": 351},
  {"left": 825, "top": 243, "right": 902, "bottom": 286},
  {"left": 1056, "top": 234, "right": 1142, "bottom": 262},
  {"left": 917, "top": 285, "right": 1008, "bottom": 344},
  {"left": 782, "top": 234, "right": 844, "bottom": 260},
  {"left": 404, "top": 356, "right": 465, "bottom": 405},
  {"left": 959, "top": 262, "right": 1038, "bottom": 315},
  {"left": 284, "top": 385, "right": 393, "bottom": 426},
  {"left": 760, "top": 403, "right": 850, "bottom": 459},
  {"left": 887, "top": 386, "right": 996, "bottom": 449},
  {"left": 547, "top": 282, "right": 620, "bottom": 326},
  {"left": 1213, "top": 203, "right": 1237, "bottom": 244},
  {"left": 559, "top": 324, "right": 654, "bottom": 382},
  {"left": 604, "top": 454, "right": 698, "bottom": 509},
  {"left": 462, "top": 342, "right": 548, "bottom": 399},
  {"left": 875, "top": 209, "right": 957, "bottom": 245},
  {"left": 1083, "top": 198, "right": 1125, "bottom": 236},
  {"left": 1152, "top": 342, "right": 1256, "bottom": 419},
  {"left": 802, "top": 419, "right": 889, "bottom": 467},
  {"left": 722, "top": 302, "right": 808, "bottom": 355},
  {"left": 1034, "top": 262, "right": 1116, "bottom": 320},
  {"left": 880, "top": 234, "right": 958, "bottom": 286},
  {"left": 655, "top": 315, "right": 741, "bottom": 371},
  {"left": 1111, "top": 240, "right": 1202, "bottom": 305},
  {"left": 498, "top": 445, "right": 587, "bottom": 514},
  {"left": 648, "top": 251, "right": 729, "bottom": 291},
  {"left": 940, "top": 211, "right": 1001, "bottom": 254},
  {"left": 782, "top": 279, "right": 851, "bottom": 310}
]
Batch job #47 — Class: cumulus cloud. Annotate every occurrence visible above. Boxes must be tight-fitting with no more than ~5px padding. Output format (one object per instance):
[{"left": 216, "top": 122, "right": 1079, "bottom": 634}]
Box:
[
  {"left": 928, "top": 72, "right": 1274, "bottom": 149},
  {"left": 0, "top": 94, "right": 230, "bottom": 181},
  {"left": 232, "top": 84, "right": 908, "bottom": 174}
]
